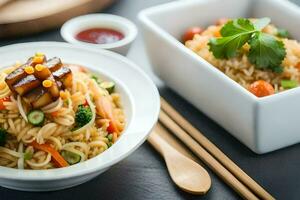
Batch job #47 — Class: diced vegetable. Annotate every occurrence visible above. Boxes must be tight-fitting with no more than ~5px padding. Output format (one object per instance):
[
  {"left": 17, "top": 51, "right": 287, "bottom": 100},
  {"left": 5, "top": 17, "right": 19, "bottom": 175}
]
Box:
[
  {"left": 107, "top": 134, "right": 113, "bottom": 142},
  {"left": 24, "top": 152, "right": 33, "bottom": 160},
  {"left": 75, "top": 105, "right": 93, "bottom": 128},
  {"left": 248, "top": 80, "right": 275, "bottom": 97},
  {"left": 30, "top": 141, "right": 69, "bottom": 168},
  {"left": 281, "top": 80, "right": 298, "bottom": 89},
  {"left": 0, "top": 97, "right": 10, "bottom": 110},
  {"left": 91, "top": 75, "right": 102, "bottom": 84},
  {"left": 0, "top": 128, "right": 7, "bottom": 146},
  {"left": 215, "top": 18, "right": 230, "bottom": 26},
  {"left": 83, "top": 99, "right": 89, "bottom": 107},
  {"left": 51, "top": 111, "right": 60, "bottom": 117},
  {"left": 100, "top": 81, "right": 115, "bottom": 94},
  {"left": 61, "top": 150, "right": 81, "bottom": 165},
  {"left": 107, "top": 121, "right": 115, "bottom": 134},
  {"left": 182, "top": 27, "right": 204, "bottom": 43},
  {"left": 27, "top": 110, "right": 45, "bottom": 126},
  {"left": 277, "top": 28, "right": 289, "bottom": 38}
]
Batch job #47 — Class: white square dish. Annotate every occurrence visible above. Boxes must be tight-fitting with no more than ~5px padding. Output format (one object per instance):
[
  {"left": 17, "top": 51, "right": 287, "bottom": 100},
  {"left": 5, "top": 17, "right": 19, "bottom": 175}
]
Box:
[{"left": 138, "top": 0, "right": 300, "bottom": 153}]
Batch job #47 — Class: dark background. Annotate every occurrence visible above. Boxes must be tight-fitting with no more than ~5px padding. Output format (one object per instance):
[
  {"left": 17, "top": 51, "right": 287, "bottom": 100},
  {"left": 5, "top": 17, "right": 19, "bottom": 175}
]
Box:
[{"left": 1, "top": 0, "right": 300, "bottom": 199}]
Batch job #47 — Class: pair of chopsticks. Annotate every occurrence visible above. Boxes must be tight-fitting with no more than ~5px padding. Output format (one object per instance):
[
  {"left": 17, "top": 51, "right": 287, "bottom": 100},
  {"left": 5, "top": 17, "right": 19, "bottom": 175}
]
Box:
[{"left": 159, "top": 97, "right": 275, "bottom": 200}]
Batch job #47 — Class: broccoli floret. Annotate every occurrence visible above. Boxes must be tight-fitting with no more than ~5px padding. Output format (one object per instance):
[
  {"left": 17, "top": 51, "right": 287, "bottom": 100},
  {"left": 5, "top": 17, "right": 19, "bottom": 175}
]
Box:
[
  {"left": 75, "top": 105, "right": 92, "bottom": 128},
  {"left": 0, "top": 128, "right": 7, "bottom": 146}
]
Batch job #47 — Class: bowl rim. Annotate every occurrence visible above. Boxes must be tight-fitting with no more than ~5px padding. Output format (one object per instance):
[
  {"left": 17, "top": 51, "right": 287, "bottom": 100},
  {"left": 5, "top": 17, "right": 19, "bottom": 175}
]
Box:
[
  {"left": 137, "top": 0, "right": 300, "bottom": 104},
  {"left": 60, "top": 14, "right": 138, "bottom": 49},
  {"left": 0, "top": 42, "right": 160, "bottom": 181}
]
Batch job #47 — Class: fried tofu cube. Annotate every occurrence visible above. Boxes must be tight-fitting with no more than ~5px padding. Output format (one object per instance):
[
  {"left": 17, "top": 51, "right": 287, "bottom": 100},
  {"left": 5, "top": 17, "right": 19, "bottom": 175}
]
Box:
[
  {"left": 45, "top": 57, "right": 62, "bottom": 72},
  {"left": 53, "top": 67, "right": 73, "bottom": 88},
  {"left": 13, "top": 75, "right": 41, "bottom": 96},
  {"left": 23, "top": 87, "right": 53, "bottom": 108}
]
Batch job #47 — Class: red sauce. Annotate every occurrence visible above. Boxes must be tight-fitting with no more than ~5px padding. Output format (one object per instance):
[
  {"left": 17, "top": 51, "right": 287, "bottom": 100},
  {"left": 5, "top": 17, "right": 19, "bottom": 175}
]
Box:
[{"left": 75, "top": 28, "right": 124, "bottom": 44}]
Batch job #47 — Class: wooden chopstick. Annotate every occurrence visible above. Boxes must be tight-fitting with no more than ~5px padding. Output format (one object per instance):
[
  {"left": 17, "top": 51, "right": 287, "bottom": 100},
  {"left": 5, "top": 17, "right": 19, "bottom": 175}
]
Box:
[
  {"left": 159, "top": 110, "right": 259, "bottom": 200},
  {"left": 160, "top": 97, "right": 275, "bottom": 200}
]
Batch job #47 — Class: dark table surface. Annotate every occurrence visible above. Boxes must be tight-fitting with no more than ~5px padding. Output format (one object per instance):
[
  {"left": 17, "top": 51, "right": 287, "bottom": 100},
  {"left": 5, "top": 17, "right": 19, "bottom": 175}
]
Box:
[{"left": 1, "top": 0, "right": 300, "bottom": 200}]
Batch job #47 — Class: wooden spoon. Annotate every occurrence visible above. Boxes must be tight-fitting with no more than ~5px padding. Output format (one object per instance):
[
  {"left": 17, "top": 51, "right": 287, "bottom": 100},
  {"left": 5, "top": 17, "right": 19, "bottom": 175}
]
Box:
[{"left": 148, "top": 125, "right": 211, "bottom": 195}]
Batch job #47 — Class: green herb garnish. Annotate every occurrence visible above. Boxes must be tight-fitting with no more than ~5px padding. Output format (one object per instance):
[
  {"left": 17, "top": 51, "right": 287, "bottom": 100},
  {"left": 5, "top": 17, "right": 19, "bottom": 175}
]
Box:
[
  {"left": 277, "top": 28, "right": 289, "bottom": 38},
  {"left": 208, "top": 18, "right": 286, "bottom": 73},
  {"left": 272, "top": 66, "right": 284, "bottom": 74},
  {"left": 248, "top": 32, "right": 286, "bottom": 71}
]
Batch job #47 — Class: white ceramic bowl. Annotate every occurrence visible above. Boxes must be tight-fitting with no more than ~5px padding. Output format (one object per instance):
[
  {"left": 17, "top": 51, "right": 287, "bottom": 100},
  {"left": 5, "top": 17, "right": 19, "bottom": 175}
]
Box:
[
  {"left": 0, "top": 42, "right": 160, "bottom": 191},
  {"left": 139, "top": 0, "right": 300, "bottom": 154},
  {"left": 61, "top": 14, "right": 138, "bottom": 55}
]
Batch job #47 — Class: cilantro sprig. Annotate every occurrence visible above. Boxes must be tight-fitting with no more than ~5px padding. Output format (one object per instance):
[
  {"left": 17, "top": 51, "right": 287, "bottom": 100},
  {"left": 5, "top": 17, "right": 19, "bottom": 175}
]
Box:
[{"left": 208, "top": 18, "right": 286, "bottom": 73}]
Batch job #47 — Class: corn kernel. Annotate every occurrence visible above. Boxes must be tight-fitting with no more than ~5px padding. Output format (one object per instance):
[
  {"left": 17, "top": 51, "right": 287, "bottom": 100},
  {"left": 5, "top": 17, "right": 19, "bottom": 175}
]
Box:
[
  {"left": 24, "top": 66, "right": 34, "bottom": 74},
  {"left": 33, "top": 56, "right": 44, "bottom": 64},
  {"left": 35, "top": 52, "right": 44, "bottom": 57},
  {"left": 35, "top": 64, "right": 45, "bottom": 71},
  {"left": 42, "top": 80, "right": 53, "bottom": 88}
]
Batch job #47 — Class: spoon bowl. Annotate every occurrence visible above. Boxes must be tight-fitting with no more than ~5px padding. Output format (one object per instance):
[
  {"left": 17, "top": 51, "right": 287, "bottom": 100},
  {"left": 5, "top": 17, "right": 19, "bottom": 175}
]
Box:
[{"left": 148, "top": 125, "right": 211, "bottom": 195}]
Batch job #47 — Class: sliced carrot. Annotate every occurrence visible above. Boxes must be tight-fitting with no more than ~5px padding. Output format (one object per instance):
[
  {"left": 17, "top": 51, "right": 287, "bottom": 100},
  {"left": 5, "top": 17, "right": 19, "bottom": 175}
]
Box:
[
  {"left": 0, "top": 97, "right": 11, "bottom": 110},
  {"left": 30, "top": 141, "right": 69, "bottom": 168},
  {"left": 89, "top": 80, "right": 120, "bottom": 140},
  {"left": 295, "top": 62, "right": 300, "bottom": 71},
  {"left": 248, "top": 80, "right": 275, "bottom": 97},
  {"left": 107, "top": 121, "right": 114, "bottom": 133},
  {"left": 51, "top": 111, "right": 60, "bottom": 117},
  {"left": 214, "top": 30, "right": 222, "bottom": 37},
  {"left": 96, "top": 96, "right": 119, "bottom": 135},
  {"left": 83, "top": 99, "right": 89, "bottom": 106}
]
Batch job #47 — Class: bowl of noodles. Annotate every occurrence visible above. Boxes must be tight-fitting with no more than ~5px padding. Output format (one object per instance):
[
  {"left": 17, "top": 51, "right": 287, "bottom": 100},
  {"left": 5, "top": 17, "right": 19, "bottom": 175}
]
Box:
[{"left": 0, "top": 42, "right": 160, "bottom": 191}]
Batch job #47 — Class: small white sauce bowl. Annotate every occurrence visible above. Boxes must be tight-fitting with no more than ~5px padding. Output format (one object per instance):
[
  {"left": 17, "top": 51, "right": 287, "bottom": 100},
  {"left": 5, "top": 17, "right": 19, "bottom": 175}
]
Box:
[{"left": 61, "top": 14, "right": 138, "bottom": 55}]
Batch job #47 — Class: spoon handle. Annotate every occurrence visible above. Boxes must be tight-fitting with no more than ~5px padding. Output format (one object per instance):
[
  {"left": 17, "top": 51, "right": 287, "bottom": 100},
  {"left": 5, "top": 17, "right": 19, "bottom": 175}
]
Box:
[{"left": 148, "top": 129, "right": 175, "bottom": 157}]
